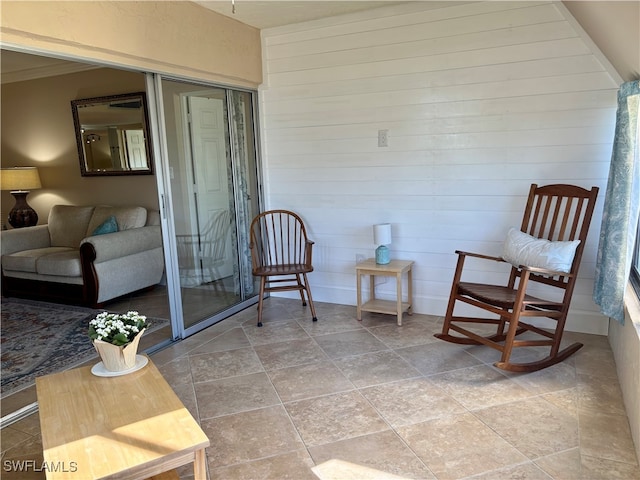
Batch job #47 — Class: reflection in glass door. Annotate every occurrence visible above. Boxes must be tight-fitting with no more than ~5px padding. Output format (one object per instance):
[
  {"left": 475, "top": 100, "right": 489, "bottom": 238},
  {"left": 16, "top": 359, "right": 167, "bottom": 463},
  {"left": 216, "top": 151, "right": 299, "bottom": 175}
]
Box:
[{"left": 159, "top": 79, "right": 260, "bottom": 334}]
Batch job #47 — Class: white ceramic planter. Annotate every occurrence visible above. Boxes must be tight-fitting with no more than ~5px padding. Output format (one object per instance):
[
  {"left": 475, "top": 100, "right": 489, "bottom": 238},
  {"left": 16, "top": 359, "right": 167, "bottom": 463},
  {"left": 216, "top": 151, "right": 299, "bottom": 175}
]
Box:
[{"left": 93, "top": 328, "right": 145, "bottom": 372}]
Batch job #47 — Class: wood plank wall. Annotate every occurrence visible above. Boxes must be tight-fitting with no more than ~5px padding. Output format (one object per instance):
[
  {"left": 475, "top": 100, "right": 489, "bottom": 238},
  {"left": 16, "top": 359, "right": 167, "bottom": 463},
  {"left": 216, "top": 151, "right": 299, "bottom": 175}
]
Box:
[{"left": 259, "top": 1, "right": 621, "bottom": 334}]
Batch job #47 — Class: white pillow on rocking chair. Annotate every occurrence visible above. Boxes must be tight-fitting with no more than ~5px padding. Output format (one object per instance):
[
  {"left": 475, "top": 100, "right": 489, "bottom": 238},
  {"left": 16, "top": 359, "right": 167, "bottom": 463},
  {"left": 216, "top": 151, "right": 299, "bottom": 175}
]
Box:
[{"left": 501, "top": 228, "right": 580, "bottom": 273}]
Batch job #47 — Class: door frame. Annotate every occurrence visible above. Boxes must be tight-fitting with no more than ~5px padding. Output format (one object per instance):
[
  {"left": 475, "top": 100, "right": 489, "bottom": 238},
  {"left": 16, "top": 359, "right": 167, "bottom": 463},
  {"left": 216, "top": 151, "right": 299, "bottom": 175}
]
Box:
[{"left": 148, "top": 74, "right": 264, "bottom": 340}]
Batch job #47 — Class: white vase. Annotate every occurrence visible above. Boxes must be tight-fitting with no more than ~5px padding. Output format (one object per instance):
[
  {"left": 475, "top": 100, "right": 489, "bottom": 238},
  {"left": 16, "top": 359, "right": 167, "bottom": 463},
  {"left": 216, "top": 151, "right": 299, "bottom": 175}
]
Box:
[{"left": 93, "top": 328, "right": 145, "bottom": 372}]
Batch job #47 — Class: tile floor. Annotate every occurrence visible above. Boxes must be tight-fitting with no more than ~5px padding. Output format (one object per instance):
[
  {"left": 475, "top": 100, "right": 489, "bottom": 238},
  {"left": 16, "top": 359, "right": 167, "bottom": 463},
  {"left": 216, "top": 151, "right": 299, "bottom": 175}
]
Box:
[{"left": 2, "top": 297, "right": 639, "bottom": 479}]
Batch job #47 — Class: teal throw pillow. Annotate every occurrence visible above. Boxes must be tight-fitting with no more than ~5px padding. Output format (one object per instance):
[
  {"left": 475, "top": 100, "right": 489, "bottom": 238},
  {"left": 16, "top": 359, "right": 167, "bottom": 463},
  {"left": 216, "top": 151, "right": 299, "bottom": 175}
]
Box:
[{"left": 92, "top": 215, "right": 118, "bottom": 236}]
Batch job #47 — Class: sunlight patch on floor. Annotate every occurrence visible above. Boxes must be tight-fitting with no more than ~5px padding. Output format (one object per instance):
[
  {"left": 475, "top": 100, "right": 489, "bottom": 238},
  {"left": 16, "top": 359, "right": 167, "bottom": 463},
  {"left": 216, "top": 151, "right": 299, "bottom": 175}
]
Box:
[{"left": 312, "top": 459, "right": 412, "bottom": 480}]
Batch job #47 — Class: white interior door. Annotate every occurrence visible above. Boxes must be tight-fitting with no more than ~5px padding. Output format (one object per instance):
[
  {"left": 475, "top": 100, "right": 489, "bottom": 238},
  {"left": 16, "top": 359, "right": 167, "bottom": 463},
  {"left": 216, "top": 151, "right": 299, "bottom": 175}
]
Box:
[
  {"left": 187, "top": 95, "right": 234, "bottom": 282},
  {"left": 125, "top": 129, "right": 147, "bottom": 169}
]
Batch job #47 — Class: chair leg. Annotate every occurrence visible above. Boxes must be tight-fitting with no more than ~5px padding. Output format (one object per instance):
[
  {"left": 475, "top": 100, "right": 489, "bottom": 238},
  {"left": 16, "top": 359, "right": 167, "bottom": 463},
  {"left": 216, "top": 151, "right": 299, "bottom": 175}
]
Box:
[
  {"left": 498, "top": 311, "right": 522, "bottom": 365},
  {"left": 550, "top": 308, "right": 570, "bottom": 357},
  {"left": 439, "top": 295, "right": 456, "bottom": 336},
  {"left": 437, "top": 253, "right": 466, "bottom": 337},
  {"left": 495, "top": 309, "right": 583, "bottom": 372},
  {"left": 302, "top": 272, "right": 318, "bottom": 322},
  {"left": 257, "top": 277, "right": 267, "bottom": 327},
  {"left": 296, "top": 274, "right": 307, "bottom": 306},
  {"left": 495, "top": 315, "right": 509, "bottom": 339},
  {"left": 434, "top": 288, "right": 481, "bottom": 344}
]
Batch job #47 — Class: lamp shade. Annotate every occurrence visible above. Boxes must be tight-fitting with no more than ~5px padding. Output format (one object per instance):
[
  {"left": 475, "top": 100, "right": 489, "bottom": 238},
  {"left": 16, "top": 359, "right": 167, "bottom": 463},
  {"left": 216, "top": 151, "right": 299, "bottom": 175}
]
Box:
[
  {"left": 373, "top": 223, "right": 392, "bottom": 246},
  {"left": 1, "top": 167, "right": 42, "bottom": 192}
]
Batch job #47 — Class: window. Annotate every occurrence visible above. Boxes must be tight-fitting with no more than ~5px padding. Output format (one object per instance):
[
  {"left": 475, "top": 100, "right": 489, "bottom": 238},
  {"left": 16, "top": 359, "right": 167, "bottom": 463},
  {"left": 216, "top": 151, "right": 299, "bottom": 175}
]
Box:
[
  {"left": 632, "top": 219, "right": 640, "bottom": 297},
  {"left": 630, "top": 101, "right": 640, "bottom": 299}
]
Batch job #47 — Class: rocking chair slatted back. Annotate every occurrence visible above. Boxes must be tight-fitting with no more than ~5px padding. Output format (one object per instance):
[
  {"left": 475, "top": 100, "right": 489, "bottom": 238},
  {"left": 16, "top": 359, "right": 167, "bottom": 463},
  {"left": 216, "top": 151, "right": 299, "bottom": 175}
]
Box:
[
  {"left": 523, "top": 184, "right": 594, "bottom": 242},
  {"left": 516, "top": 184, "right": 598, "bottom": 290}
]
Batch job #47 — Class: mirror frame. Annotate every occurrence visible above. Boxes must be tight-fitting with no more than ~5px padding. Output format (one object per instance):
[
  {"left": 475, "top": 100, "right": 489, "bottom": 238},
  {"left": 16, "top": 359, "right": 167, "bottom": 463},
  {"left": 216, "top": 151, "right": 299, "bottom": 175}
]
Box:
[{"left": 71, "top": 92, "right": 154, "bottom": 177}]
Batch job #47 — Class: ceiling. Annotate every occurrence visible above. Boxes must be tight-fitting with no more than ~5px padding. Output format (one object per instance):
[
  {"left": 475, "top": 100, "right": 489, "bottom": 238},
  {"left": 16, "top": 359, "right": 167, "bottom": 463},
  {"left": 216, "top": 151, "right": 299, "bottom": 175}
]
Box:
[
  {"left": 194, "top": 1, "right": 409, "bottom": 29},
  {"left": 2, "top": 1, "right": 638, "bottom": 83}
]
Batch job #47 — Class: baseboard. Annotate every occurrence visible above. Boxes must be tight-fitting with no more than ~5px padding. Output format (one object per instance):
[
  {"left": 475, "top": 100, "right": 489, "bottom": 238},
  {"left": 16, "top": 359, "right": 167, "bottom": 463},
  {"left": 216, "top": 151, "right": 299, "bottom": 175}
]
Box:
[{"left": 275, "top": 289, "right": 609, "bottom": 335}]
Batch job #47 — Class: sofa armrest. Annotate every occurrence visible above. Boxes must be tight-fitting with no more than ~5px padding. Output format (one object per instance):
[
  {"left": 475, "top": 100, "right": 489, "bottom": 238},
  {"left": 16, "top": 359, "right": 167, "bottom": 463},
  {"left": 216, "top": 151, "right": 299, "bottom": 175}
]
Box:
[
  {"left": 1, "top": 225, "right": 51, "bottom": 256},
  {"left": 80, "top": 226, "right": 163, "bottom": 263}
]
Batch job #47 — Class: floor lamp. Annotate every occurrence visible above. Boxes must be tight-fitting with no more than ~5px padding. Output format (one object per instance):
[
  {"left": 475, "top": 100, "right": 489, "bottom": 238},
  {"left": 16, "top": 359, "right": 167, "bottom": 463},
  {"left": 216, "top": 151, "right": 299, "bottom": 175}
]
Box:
[{"left": 1, "top": 166, "right": 42, "bottom": 228}]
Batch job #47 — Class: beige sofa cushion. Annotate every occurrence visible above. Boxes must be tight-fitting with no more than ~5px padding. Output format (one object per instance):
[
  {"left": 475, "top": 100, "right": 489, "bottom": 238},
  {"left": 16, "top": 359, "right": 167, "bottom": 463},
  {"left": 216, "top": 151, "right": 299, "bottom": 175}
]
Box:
[
  {"left": 48, "top": 205, "right": 95, "bottom": 248},
  {"left": 146, "top": 210, "right": 160, "bottom": 226},
  {"left": 2, "top": 247, "right": 74, "bottom": 274},
  {"left": 86, "top": 206, "right": 147, "bottom": 235},
  {"left": 36, "top": 250, "right": 82, "bottom": 277}
]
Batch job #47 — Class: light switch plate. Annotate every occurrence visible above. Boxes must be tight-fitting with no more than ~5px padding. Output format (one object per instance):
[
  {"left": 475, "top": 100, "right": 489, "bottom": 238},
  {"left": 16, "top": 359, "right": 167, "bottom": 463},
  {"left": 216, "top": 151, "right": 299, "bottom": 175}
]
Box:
[{"left": 378, "top": 129, "right": 389, "bottom": 147}]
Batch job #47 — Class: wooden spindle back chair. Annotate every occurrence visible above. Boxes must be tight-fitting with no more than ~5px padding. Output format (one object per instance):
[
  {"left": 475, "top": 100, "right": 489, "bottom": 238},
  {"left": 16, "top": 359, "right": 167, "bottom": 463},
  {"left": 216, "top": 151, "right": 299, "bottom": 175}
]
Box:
[{"left": 249, "top": 210, "right": 317, "bottom": 327}]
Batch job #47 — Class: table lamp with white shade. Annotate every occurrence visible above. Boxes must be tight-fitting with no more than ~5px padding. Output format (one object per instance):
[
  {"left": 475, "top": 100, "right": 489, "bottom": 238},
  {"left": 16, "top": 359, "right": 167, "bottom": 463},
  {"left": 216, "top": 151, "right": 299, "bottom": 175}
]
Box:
[
  {"left": 1, "top": 166, "right": 42, "bottom": 228},
  {"left": 373, "top": 223, "right": 392, "bottom": 265}
]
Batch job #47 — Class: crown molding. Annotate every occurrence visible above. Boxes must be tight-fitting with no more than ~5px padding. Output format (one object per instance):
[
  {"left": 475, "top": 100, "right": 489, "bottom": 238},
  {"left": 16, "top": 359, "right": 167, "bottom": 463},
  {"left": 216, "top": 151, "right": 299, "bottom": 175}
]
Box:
[{"left": 1, "top": 58, "right": 99, "bottom": 84}]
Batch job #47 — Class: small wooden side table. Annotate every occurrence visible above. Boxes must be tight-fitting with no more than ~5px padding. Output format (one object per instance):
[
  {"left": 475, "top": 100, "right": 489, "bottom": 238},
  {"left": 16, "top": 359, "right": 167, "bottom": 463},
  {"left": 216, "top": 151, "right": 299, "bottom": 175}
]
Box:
[
  {"left": 36, "top": 358, "right": 209, "bottom": 480},
  {"left": 356, "top": 258, "right": 414, "bottom": 325}
]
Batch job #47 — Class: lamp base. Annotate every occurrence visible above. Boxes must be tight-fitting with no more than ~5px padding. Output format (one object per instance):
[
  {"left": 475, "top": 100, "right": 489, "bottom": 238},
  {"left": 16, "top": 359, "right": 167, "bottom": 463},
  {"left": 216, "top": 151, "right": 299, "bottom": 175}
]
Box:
[
  {"left": 375, "top": 245, "right": 390, "bottom": 265},
  {"left": 8, "top": 191, "right": 38, "bottom": 228}
]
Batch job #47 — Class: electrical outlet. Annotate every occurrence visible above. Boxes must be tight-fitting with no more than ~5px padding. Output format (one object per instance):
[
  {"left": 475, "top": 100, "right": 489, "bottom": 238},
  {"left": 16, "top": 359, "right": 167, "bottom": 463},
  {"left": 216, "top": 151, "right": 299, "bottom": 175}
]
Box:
[
  {"left": 377, "top": 129, "right": 389, "bottom": 147},
  {"left": 356, "top": 254, "right": 366, "bottom": 263}
]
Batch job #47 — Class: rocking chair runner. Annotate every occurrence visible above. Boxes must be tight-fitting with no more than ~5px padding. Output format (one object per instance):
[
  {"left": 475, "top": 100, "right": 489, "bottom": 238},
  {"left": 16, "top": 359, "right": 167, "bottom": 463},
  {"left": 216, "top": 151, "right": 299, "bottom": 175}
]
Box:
[
  {"left": 249, "top": 210, "right": 318, "bottom": 327},
  {"left": 435, "top": 184, "right": 599, "bottom": 372}
]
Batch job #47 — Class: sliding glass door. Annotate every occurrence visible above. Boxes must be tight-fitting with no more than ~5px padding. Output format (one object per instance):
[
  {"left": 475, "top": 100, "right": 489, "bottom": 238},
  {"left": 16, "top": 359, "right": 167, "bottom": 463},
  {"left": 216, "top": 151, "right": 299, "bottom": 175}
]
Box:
[{"left": 151, "top": 77, "right": 261, "bottom": 337}]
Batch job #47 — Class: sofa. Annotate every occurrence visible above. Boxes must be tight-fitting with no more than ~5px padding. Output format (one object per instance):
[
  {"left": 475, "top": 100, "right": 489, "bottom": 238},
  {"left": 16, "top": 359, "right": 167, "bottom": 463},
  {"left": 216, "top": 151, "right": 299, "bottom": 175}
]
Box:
[{"left": 1, "top": 205, "right": 165, "bottom": 306}]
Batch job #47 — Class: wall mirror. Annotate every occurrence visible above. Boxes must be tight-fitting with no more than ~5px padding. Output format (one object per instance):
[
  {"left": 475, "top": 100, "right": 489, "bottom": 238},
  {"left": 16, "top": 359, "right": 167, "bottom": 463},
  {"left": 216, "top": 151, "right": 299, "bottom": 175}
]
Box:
[{"left": 71, "top": 92, "right": 153, "bottom": 176}]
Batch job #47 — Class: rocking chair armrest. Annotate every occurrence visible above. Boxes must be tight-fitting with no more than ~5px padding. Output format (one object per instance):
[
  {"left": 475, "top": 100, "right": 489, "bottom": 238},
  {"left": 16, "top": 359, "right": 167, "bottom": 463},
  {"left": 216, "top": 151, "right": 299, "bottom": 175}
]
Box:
[
  {"left": 455, "top": 250, "right": 507, "bottom": 263},
  {"left": 520, "top": 265, "right": 574, "bottom": 277}
]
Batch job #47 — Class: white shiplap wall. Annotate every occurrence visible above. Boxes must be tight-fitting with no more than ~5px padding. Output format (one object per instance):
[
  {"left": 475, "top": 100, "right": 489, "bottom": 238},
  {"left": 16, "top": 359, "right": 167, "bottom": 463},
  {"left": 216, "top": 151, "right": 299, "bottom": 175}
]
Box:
[{"left": 259, "top": 1, "right": 622, "bottom": 334}]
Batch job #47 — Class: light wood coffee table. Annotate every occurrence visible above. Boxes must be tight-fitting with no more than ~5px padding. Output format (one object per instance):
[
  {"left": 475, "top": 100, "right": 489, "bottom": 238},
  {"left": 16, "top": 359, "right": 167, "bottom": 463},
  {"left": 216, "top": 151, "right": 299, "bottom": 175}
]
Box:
[{"left": 36, "top": 358, "right": 209, "bottom": 480}]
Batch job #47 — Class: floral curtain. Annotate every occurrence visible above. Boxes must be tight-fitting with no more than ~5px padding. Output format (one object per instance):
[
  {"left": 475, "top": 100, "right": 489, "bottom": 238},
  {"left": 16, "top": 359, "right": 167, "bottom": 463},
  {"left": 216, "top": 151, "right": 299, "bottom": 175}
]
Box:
[
  {"left": 229, "top": 91, "right": 255, "bottom": 296},
  {"left": 593, "top": 81, "right": 640, "bottom": 324}
]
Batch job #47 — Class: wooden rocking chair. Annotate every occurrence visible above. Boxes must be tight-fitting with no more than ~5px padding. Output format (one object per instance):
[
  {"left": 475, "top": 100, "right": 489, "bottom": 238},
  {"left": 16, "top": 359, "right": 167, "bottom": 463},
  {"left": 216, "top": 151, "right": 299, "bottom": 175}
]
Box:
[
  {"left": 435, "top": 184, "right": 599, "bottom": 372},
  {"left": 249, "top": 210, "right": 318, "bottom": 327}
]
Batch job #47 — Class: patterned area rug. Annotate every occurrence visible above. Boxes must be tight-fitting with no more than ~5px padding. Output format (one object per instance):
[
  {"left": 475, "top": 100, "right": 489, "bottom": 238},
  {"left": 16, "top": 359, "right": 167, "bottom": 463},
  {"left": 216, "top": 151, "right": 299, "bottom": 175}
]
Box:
[{"left": 1, "top": 297, "right": 168, "bottom": 399}]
